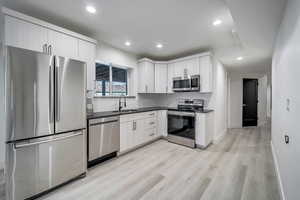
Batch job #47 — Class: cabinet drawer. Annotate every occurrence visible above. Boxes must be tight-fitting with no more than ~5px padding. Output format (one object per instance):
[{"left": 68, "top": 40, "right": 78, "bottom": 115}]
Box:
[
  {"left": 120, "top": 111, "right": 157, "bottom": 123},
  {"left": 144, "top": 118, "right": 156, "bottom": 130},
  {"left": 145, "top": 128, "right": 157, "bottom": 141}
]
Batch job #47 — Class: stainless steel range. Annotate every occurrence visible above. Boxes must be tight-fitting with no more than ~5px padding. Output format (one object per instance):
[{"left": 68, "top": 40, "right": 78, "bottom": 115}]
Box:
[{"left": 167, "top": 99, "right": 204, "bottom": 148}]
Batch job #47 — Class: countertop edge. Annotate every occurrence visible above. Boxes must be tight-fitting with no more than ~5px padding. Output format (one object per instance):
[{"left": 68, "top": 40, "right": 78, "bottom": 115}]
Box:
[{"left": 87, "top": 107, "right": 214, "bottom": 120}]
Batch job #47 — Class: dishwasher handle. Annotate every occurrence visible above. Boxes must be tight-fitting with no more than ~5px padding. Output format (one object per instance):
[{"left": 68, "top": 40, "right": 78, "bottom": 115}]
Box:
[{"left": 90, "top": 119, "right": 119, "bottom": 127}]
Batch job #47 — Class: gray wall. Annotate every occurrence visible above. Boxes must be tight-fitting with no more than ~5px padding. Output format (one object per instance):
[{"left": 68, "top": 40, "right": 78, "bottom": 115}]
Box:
[
  {"left": 0, "top": 0, "right": 5, "bottom": 169},
  {"left": 272, "top": 0, "right": 300, "bottom": 199}
]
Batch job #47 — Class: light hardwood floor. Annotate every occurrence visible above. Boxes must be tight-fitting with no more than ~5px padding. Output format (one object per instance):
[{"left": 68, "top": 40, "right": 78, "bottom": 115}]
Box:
[{"left": 8, "top": 124, "right": 281, "bottom": 200}]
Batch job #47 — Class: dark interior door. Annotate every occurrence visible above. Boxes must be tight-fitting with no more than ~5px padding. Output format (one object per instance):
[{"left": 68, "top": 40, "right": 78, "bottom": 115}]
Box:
[{"left": 243, "top": 79, "right": 258, "bottom": 127}]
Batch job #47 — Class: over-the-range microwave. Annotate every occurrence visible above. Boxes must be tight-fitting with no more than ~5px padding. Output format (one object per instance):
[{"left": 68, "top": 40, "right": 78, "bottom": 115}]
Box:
[{"left": 172, "top": 75, "right": 200, "bottom": 92}]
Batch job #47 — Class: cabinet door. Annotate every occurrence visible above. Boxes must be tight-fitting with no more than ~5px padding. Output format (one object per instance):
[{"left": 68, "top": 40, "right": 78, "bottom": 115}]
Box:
[
  {"left": 157, "top": 110, "right": 168, "bottom": 137},
  {"left": 78, "top": 39, "right": 96, "bottom": 90},
  {"left": 48, "top": 29, "right": 78, "bottom": 58},
  {"left": 138, "top": 60, "right": 155, "bottom": 93},
  {"left": 173, "top": 61, "right": 184, "bottom": 77},
  {"left": 186, "top": 58, "right": 200, "bottom": 76},
  {"left": 199, "top": 56, "right": 213, "bottom": 93},
  {"left": 5, "top": 16, "right": 48, "bottom": 53},
  {"left": 134, "top": 120, "right": 144, "bottom": 146},
  {"left": 155, "top": 63, "right": 168, "bottom": 93},
  {"left": 120, "top": 121, "right": 133, "bottom": 152},
  {"left": 167, "top": 63, "right": 175, "bottom": 93}
]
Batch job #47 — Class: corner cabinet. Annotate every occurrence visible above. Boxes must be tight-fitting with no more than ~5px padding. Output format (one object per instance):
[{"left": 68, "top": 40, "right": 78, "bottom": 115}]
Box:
[
  {"left": 138, "top": 59, "right": 155, "bottom": 93},
  {"left": 4, "top": 9, "right": 97, "bottom": 91},
  {"left": 154, "top": 63, "right": 168, "bottom": 93}
]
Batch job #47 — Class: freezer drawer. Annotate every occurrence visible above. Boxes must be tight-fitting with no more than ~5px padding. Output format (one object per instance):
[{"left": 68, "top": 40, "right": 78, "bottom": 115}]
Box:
[
  {"left": 6, "top": 130, "right": 86, "bottom": 200},
  {"left": 88, "top": 117, "right": 120, "bottom": 162}
]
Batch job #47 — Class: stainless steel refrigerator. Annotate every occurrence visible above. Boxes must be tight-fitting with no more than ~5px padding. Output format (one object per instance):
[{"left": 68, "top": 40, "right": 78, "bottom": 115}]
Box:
[{"left": 5, "top": 46, "right": 87, "bottom": 200}]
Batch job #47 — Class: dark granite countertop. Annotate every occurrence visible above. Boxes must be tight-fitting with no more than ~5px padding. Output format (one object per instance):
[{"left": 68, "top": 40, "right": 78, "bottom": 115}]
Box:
[
  {"left": 87, "top": 107, "right": 214, "bottom": 120},
  {"left": 87, "top": 107, "right": 168, "bottom": 120}
]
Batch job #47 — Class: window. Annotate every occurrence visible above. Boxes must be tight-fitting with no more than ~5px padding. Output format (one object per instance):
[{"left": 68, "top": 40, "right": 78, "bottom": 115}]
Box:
[{"left": 95, "top": 63, "right": 128, "bottom": 97}]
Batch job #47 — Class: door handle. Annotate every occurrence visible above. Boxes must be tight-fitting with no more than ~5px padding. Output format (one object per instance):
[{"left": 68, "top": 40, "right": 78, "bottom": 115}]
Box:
[
  {"left": 14, "top": 132, "right": 83, "bottom": 149},
  {"left": 55, "top": 57, "right": 60, "bottom": 122},
  {"left": 49, "top": 65, "right": 54, "bottom": 123}
]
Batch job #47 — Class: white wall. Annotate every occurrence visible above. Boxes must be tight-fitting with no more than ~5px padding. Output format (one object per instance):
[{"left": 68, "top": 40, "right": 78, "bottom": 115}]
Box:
[
  {"left": 228, "top": 72, "right": 268, "bottom": 128},
  {"left": 0, "top": 0, "right": 6, "bottom": 170},
  {"left": 211, "top": 60, "right": 228, "bottom": 141},
  {"left": 258, "top": 75, "right": 268, "bottom": 126},
  {"left": 272, "top": 0, "right": 300, "bottom": 199}
]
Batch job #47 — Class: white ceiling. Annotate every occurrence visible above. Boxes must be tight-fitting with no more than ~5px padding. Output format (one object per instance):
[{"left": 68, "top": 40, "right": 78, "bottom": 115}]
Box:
[{"left": 3, "top": 0, "right": 286, "bottom": 73}]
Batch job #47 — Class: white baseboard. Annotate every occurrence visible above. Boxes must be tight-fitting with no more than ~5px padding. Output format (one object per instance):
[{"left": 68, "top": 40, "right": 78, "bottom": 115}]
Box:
[
  {"left": 213, "top": 129, "right": 227, "bottom": 144},
  {"left": 271, "top": 141, "right": 286, "bottom": 200}
]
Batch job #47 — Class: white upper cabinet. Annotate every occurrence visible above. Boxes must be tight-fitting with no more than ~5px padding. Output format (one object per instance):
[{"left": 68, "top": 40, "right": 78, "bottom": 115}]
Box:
[
  {"left": 199, "top": 56, "right": 213, "bottom": 93},
  {"left": 47, "top": 29, "right": 78, "bottom": 59},
  {"left": 138, "top": 59, "right": 155, "bottom": 93},
  {"left": 167, "top": 63, "right": 175, "bottom": 93},
  {"left": 154, "top": 63, "right": 168, "bottom": 93},
  {"left": 4, "top": 8, "right": 97, "bottom": 91},
  {"left": 5, "top": 16, "right": 48, "bottom": 53},
  {"left": 185, "top": 58, "right": 200, "bottom": 76},
  {"left": 78, "top": 40, "right": 96, "bottom": 90}
]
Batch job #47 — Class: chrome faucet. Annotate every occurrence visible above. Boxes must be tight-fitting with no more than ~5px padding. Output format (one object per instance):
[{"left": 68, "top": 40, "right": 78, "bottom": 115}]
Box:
[{"left": 118, "top": 96, "right": 127, "bottom": 112}]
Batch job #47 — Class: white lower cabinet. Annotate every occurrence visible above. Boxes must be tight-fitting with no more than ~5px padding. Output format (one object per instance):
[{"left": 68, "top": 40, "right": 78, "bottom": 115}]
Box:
[
  {"left": 195, "top": 112, "right": 214, "bottom": 149},
  {"left": 120, "top": 111, "right": 164, "bottom": 153},
  {"left": 157, "top": 110, "right": 168, "bottom": 137}
]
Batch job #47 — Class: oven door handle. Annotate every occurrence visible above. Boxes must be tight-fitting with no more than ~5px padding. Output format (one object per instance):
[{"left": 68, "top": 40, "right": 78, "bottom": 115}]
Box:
[{"left": 168, "top": 111, "right": 195, "bottom": 117}]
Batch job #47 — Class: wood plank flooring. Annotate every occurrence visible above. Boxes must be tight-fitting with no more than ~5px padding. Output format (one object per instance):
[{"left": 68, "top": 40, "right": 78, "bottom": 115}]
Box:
[{"left": 6, "top": 125, "right": 281, "bottom": 200}]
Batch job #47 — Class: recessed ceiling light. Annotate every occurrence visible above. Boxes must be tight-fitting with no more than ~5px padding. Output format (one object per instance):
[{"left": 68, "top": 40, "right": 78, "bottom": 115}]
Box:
[
  {"left": 213, "top": 19, "right": 222, "bottom": 26},
  {"left": 237, "top": 56, "right": 244, "bottom": 61},
  {"left": 156, "top": 43, "right": 163, "bottom": 49},
  {"left": 125, "top": 41, "right": 131, "bottom": 46},
  {"left": 86, "top": 5, "right": 96, "bottom": 14}
]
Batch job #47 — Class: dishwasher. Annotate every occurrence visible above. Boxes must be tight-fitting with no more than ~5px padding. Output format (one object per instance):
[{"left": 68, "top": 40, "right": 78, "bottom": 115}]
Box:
[{"left": 87, "top": 116, "right": 120, "bottom": 167}]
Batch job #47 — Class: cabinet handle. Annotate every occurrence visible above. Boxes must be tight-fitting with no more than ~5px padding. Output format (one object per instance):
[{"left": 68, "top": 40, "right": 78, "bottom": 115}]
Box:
[
  {"left": 132, "top": 121, "right": 137, "bottom": 131},
  {"left": 149, "top": 122, "right": 155, "bottom": 125},
  {"left": 48, "top": 45, "right": 52, "bottom": 55},
  {"left": 43, "top": 44, "right": 47, "bottom": 53},
  {"left": 149, "top": 133, "right": 155, "bottom": 136}
]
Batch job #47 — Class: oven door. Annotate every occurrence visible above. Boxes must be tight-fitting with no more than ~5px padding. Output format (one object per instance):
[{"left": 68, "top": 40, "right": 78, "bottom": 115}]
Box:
[{"left": 167, "top": 111, "right": 195, "bottom": 147}]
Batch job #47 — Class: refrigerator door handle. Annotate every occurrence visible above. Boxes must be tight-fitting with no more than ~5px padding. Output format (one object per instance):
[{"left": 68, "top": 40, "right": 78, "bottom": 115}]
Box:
[
  {"left": 33, "top": 84, "right": 37, "bottom": 136},
  {"left": 49, "top": 65, "right": 54, "bottom": 123},
  {"left": 55, "top": 56, "right": 61, "bottom": 122},
  {"left": 14, "top": 132, "right": 83, "bottom": 149}
]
